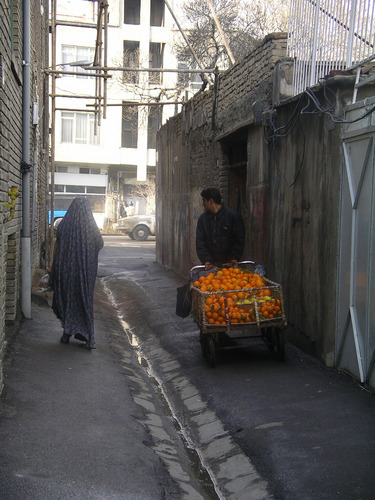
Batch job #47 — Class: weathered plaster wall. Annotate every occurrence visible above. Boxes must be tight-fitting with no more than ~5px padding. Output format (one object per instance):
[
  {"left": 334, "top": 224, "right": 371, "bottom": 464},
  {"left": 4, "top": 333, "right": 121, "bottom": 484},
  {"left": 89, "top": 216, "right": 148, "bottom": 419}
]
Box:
[
  {"left": 262, "top": 105, "right": 342, "bottom": 362},
  {"left": 156, "top": 31, "right": 350, "bottom": 364}
]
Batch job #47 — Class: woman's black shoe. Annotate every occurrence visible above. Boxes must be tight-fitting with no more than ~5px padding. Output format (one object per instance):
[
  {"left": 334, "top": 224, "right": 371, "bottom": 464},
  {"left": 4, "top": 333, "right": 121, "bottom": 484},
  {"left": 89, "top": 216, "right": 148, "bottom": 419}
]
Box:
[
  {"left": 60, "top": 333, "right": 70, "bottom": 344},
  {"left": 74, "top": 333, "right": 87, "bottom": 342}
]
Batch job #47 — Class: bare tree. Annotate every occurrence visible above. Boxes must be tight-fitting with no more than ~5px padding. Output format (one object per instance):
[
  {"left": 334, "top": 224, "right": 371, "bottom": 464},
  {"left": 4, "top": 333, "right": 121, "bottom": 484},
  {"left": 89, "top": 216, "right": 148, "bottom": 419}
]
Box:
[
  {"left": 130, "top": 181, "right": 156, "bottom": 212},
  {"left": 175, "top": 0, "right": 289, "bottom": 69},
  {"left": 110, "top": 49, "right": 188, "bottom": 105}
]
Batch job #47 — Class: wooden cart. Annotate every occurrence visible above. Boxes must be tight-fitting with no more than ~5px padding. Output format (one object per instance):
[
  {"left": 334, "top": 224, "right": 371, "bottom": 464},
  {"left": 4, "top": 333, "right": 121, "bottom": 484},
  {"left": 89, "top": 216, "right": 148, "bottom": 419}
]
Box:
[{"left": 190, "top": 261, "right": 287, "bottom": 367}]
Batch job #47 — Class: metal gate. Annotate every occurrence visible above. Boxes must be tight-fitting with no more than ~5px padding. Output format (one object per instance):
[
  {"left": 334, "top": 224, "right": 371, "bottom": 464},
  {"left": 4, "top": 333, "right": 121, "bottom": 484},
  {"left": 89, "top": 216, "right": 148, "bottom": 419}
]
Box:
[{"left": 337, "top": 97, "right": 375, "bottom": 389}]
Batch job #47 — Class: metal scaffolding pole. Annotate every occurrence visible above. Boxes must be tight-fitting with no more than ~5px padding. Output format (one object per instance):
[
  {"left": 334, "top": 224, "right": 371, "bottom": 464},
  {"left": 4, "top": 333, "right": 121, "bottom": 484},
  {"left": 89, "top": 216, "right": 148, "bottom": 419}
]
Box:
[
  {"left": 87, "top": 66, "right": 216, "bottom": 73},
  {"left": 102, "top": 1, "right": 108, "bottom": 119},
  {"left": 206, "top": 0, "right": 236, "bottom": 65},
  {"left": 164, "top": 0, "right": 211, "bottom": 85},
  {"left": 48, "top": 0, "right": 107, "bottom": 263}
]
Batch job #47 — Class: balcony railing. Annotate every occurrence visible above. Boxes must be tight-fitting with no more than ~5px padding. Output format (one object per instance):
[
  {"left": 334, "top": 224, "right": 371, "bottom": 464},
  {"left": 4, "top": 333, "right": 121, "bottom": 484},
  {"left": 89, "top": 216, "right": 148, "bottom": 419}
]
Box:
[{"left": 287, "top": 0, "right": 375, "bottom": 96}]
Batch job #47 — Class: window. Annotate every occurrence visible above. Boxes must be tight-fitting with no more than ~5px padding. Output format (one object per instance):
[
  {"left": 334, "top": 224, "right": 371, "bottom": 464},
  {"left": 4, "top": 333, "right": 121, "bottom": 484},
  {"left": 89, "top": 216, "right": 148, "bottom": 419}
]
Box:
[
  {"left": 52, "top": 186, "right": 106, "bottom": 196},
  {"left": 56, "top": 166, "right": 68, "bottom": 173},
  {"left": 87, "top": 186, "right": 106, "bottom": 194},
  {"left": 123, "top": 40, "right": 139, "bottom": 83},
  {"left": 52, "top": 195, "right": 106, "bottom": 213},
  {"left": 149, "top": 43, "right": 164, "bottom": 84},
  {"left": 61, "top": 45, "right": 95, "bottom": 78},
  {"left": 79, "top": 167, "right": 101, "bottom": 174},
  {"left": 121, "top": 105, "right": 138, "bottom": 148},
  {"left": 66, "top": 186, "right": 85, "bottom": 193},
  {"left": 147, "top": 106, "right": 162, "bottom": 149},
  {"left": 178, "top": 61, "right": 202, "bottom": 90},
  {"left": 61, "top": 112, "right": 99, "bottom": 145},
  {"left": 150, "top": 0, "right": 164, "bottom": 26},
  {"left": 124, "top": 0, "right": 140, "bottom": 24}
]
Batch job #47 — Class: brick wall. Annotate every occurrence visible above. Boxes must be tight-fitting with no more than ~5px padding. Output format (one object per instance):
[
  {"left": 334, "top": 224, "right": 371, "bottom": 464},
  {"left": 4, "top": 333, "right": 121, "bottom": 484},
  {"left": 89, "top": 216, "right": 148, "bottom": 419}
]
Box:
[
  {"left": 30, "top": 0, "right": 50, "bottom": 270},
  {"left": 157, "top": 34, "right": 288, "bottom": 277},
  {"left": 0, "top": 1, "right": 24, "bottom": 393},
  {"left": 0, "top": 0, "right": 49, "bottom": 394},
  {"left": 156, "top": 32, "right": 356, "bottom": 364}
]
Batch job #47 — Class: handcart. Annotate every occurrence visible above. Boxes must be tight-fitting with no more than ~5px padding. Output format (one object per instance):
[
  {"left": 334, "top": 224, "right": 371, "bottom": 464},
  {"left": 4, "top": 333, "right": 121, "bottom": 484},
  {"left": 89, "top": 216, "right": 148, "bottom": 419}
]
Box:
[{"left": 190, "top": 261, "right": 287, "bottom": 367}]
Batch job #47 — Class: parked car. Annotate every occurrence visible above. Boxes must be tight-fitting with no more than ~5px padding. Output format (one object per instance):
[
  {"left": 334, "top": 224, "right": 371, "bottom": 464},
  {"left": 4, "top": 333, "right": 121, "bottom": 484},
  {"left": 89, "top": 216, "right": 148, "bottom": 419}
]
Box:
[
  {"left": 48, "top": 217, "right": 63, "bottom": 239},
  {"left": 53, "top": 217, "right": 63, "bottom": 234},
  {"left": 117, "top": 214, "right": 156, "bottom": 241}
]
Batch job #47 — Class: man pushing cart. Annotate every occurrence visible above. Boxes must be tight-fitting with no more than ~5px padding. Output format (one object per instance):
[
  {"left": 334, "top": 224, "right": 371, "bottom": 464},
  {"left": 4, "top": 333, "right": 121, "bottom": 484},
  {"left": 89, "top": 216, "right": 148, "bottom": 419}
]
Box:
[
  {"left": 196, "top": 187, "right": 245, "bottom": 270},
  {"left": 192, "top": 188, "right": 286, "bottom": 367}
]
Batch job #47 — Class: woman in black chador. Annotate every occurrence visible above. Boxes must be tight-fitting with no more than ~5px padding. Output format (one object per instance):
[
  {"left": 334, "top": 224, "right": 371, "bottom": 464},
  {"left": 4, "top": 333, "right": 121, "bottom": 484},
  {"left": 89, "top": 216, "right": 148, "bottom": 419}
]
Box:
[{"left": 49, "top": 196, "right": 104, "bottom": 348}]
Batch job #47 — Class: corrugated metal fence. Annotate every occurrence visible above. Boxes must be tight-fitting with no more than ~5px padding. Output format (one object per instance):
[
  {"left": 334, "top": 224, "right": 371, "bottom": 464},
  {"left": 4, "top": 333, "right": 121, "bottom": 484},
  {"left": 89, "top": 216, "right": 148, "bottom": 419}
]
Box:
[{"left": 287, "top": 0, "right": 375, "bottom": 95}]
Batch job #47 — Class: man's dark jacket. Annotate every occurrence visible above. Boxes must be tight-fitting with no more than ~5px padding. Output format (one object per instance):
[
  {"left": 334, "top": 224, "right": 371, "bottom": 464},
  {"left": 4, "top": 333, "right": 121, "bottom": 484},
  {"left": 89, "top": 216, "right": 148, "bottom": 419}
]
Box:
[{"left": 196, "top": 204, "right": 245, "bottom": 266}]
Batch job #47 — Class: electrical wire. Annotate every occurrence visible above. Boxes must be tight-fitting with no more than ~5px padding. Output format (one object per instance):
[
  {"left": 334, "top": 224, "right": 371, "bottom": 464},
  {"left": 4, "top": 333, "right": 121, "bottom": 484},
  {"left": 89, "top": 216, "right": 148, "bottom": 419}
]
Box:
[{"left": 264, "top": 82, "right": 375, "bottom": 187}]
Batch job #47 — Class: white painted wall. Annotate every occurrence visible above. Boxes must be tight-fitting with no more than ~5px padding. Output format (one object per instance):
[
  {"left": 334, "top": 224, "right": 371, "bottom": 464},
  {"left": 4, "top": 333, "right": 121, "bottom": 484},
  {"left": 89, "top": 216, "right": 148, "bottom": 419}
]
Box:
[{"left": 52, "top": 0, "right": 189, "bottom": 217}]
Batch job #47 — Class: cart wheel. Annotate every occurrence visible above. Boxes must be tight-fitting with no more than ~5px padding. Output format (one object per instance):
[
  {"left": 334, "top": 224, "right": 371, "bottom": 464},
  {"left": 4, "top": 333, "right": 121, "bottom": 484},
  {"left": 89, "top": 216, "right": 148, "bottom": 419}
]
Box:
[
  {"left": 207, "top": 336, "right": 216, "bottom": 368},
  {"left": 200, "top": 332, "right": 208, "bottom": 358},
  {"left": 275, "top": 328, "right": 285, "bottom": 361}
]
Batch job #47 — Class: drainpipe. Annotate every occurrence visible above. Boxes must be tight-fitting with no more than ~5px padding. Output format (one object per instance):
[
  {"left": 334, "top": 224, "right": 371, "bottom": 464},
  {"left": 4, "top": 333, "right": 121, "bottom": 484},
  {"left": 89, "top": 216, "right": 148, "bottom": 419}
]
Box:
[{"left": 21, "top": 0, "right": 32, "bottom": 318}]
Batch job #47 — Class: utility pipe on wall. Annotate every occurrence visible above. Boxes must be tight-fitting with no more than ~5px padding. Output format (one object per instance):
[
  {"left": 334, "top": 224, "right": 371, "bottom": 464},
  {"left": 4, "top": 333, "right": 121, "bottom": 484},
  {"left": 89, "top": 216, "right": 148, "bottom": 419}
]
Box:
[
  {"left": 21, "top": 0, "right": 31, "bottom": 318},
  {"left": 49, "top": 0, "right": 57, "bottom": 267}
]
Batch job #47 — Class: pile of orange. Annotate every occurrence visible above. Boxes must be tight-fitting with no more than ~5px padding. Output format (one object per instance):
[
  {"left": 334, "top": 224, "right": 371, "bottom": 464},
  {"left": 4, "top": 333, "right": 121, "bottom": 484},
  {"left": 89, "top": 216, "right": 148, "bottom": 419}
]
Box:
[
  {"left": 193, "top": 266, "right": 265, "bottom": 292},
  {"left": 192, "top": 267, "right": 283, "bottom": 326}
]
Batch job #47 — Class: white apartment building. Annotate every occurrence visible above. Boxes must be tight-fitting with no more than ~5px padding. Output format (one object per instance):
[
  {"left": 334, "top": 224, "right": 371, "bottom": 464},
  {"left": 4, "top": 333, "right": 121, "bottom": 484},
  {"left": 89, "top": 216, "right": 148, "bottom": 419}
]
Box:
[{"left": 51, "top": 0, "right": 198, "bottom": 227}]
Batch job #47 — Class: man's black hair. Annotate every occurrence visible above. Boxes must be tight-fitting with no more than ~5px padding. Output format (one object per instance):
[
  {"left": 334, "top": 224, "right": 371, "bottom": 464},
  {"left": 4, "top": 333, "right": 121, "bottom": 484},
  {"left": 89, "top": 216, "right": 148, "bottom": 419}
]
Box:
[{"left": 201, "top": 187, "right": 222, "bottom": 204}]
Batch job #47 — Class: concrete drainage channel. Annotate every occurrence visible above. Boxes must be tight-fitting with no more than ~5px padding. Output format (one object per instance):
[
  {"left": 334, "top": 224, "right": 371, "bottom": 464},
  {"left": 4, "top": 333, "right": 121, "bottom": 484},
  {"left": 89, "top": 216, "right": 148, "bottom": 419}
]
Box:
[
  {"left": 122, "top": 321, "right": 219, "bottom": 500},
  {"left": 101, "top": 279, "right": 216, "bottom": 499},
  {"left": 102, "top": 277, "right": 271, "bottom": 500}
]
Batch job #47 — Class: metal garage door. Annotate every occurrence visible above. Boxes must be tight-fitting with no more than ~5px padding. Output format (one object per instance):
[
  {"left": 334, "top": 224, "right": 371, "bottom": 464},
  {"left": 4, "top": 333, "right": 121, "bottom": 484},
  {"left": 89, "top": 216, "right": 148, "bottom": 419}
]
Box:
[{"left": 336, "top": 98, "right": 375, "bottom": 389}]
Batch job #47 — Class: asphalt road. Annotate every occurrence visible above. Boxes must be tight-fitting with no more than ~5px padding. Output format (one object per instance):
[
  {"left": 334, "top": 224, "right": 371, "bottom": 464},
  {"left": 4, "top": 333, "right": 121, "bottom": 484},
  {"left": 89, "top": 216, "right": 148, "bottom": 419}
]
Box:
[
  {"left": 0, "top": 233, "right": 215, "bottom": 500},
  {"left": 98, "top": 235, "right": 375, "bottom": 500}
]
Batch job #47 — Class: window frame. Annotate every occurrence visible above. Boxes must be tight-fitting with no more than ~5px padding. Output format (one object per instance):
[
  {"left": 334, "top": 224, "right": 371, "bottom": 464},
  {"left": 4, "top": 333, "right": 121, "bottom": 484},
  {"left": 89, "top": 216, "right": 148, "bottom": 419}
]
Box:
[
  {"left": 123, "top": 40, "right": 140, "bottom": 84},
  {"left": 124, "top": 0, "right": 140, "bottom": 25},
  {"left": 61, "top": 112, "right": 99, "bottom": 145},
  {"left": 150, "top": 0, "right": 165, "bottom": 27},
  {"left": 61, "top": 45, "right": 95, "bottom": 78},
  {"left": 149, "top": 42, "right": 165, "bottom": 85},
  {"left": 147, "top": 105, "right": 162, "bottom": 149},
  {"left": 121, "top": 104, "right": 138, "bottom": 148}
]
